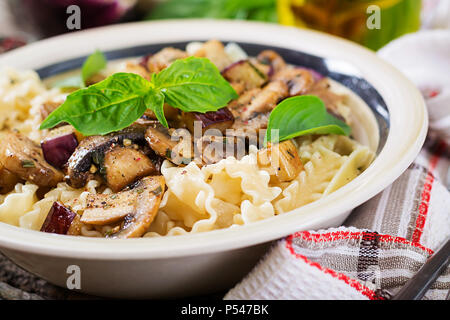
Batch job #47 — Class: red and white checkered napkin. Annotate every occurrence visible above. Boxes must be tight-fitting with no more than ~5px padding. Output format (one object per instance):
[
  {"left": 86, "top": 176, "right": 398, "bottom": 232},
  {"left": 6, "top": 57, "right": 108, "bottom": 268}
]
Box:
[{"left": 225, "top": 31, "right": 450, "bottom": 300}]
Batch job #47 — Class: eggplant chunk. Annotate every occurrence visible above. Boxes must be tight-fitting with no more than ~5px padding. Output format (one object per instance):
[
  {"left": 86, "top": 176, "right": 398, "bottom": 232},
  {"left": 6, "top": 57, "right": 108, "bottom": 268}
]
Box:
[
  {"left": 182, "top": 107, "right": 234, "bottom": 135},
  {"left": 194, "top": 40, "right": 232, "bottom": 71},
  {"left": 307, "top": 79, "right": 346, "bottom": 120},
  {"left": 0, "top": 131, "right": 63, "bottom": 187},
  {"left": 147, "top": 47, "right": 188, "bottom": 73},
  {"left": 273, "top": 68, "right": 315, "bottom": 96},
  {"left": 257, "top": 140, "right": 303, "bottom": 183},
  {"left": 41, "top": 125, "right": 79, "bottom": 169},
  {"left": 104, "top": 147, "right": 156, "bottom": 192},
  {"left": 145, "top": 125, "right": 193, "bottom": 165},
  {"left": 222, "top": 60, "right": 267, "bottom": 90},
  {"left": 240, "top": 80, "right": 289, "bottom": 121},
  {"left": 66, "top": 124, "right": 147, "bottom": 188},
  {"left": 227, "top": 88, "right": 261, "bottom": 118},
  {"left": 41, "top": 201, "right": 77, "bottom": 235},
  {"left": 196, "top": 135, "right": 247, "bottom": 165},
  {"left": 81, "top": 176, "right": 165, "bottom": 239}
]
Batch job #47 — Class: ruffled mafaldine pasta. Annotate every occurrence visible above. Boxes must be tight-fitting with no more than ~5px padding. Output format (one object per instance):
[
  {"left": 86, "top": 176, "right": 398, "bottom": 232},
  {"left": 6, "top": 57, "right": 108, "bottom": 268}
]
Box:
[{"left": 0, "top": 41, "right": 374, "bottom": 238}]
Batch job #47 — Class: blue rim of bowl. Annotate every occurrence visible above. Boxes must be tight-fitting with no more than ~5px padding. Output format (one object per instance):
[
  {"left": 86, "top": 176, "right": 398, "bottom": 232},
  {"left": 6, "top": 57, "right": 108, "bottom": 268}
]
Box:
[{"left": 36, "top": 41, "right": 390, "bottom": 152}]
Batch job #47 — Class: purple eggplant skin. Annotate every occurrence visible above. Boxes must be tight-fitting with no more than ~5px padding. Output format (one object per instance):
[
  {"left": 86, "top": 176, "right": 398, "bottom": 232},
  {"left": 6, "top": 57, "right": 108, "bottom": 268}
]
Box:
[
  {"left": 41, "top": 133, "right": 79, "bottom": 169},
  {"left": 184, "top": 107, "right": 234, "bottom": 134},
  {"left": 40, "top": 201, "right": 76, "bottom": 235}
]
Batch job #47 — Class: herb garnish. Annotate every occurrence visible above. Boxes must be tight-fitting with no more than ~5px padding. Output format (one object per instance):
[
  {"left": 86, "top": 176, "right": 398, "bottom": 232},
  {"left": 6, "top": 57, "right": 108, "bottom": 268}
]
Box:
[
  {"left": 52, "top": 50, "right": 107, "bottom": 89},
  {"left": 21, "top": 160, "right": 35, "bottom": 168},
  {"left": 264, "top": 95, "right": 351, "bottom": 146},
  {"left": 41, "top": 57, "right": 238, "bottom": 135}
]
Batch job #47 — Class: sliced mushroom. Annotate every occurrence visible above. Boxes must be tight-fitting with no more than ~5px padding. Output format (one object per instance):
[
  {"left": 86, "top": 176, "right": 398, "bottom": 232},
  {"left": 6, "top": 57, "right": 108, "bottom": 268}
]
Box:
[
  {"left": 66, "top": 124, "right": 147, "bottom": 188},
  {"left": 81, "top": 176, "right": 165, "bottom": 239},
  {"left": 194, "top": 40, "right": 232, "bottom": 71},
  {"left": 104, "top": 147, "right": 157, "bottom": 192},
  {"left": 272, "top": 67, "right": 316, "bottom": 96},
  {"left": 0, "top": 131, "right": 63, "bottom": 187},
  {"left": 145, "top": 125, "right": 193, "bottom": 165},
  {"left": 227, "top": 88, "right": 262, "bottom": 118},
  {"left": 256, "top": 50, "right": 287, "bottom": 75},
  {"left": 147, "top": 47, "right": 188, "bottom": 73},
  {"left": 257, "top": 140, "right": 303, "bottom": 183},
  {"left": 0, "top": 165, "right": 20, "bottom": 194}
]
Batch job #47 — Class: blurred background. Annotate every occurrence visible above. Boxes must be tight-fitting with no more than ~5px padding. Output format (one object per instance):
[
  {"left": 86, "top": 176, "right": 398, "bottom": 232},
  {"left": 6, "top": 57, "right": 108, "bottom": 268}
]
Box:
[{"left": 0, "top": 0, "right": 449, "bottom": 53}]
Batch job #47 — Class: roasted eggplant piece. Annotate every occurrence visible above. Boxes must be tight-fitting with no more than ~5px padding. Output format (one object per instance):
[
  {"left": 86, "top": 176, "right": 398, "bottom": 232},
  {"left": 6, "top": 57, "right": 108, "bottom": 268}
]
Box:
[
  {"left": 0, "top": 131, "right": 63, "bottom": 187},
  {"left": 273, "top": 68, "right": 316, "bottom": 96},
  {"left": 81, "top": 176, "right": 165, "bottom": 238},
  {"left": 307, "top": 79, "right": 347, "bottom": 121},
  {"left": 104, "top": 147, "right": 156, "bottom": 192},
  {"left": 182, "top": 107, "right": 234, "bottom": 135},
  {"left": 257, "top": 140, "right": 303, "bottom": 183},
  {"left": 196, "top": 135, "right": 247, "bottom": 165},
  {"left": 194, "top": 40, "right": 232, "bottom": 71},
  {"left": 145, "top": 125, "right": 193, "bottom": 165},
  {"left": 41, "top": 125, "right": 79, "bottom": 169},
  {"left": 222, "top": 60, "right": 267, "bottom": 89},
  {"left": 147, "top": 47, "right": 188, "bottom": 73},
  {"left": 66, "top": 124, "right": 147, "bottom": 188},
  {"left": 239, "top": 80, "right": 289, "bottom": 121},
  {"left": 41, "top": 201, "right": 78, "bottom": 235}
]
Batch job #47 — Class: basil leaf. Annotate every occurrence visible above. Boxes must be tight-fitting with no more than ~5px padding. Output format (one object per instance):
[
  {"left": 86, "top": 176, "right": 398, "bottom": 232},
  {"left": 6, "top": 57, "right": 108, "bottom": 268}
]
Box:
[
  {"left": 81, "top": 50, "right": 107, "bottom": 85},
  {"left": 153, "top": 57, "right": 238, "bottom": 113},
  {"left": 51, "top": 75, "right": 84, "bottom": 89},
  {"left": 144, "top": 88, "right": 167, "bottom": 127},
  {"left": 52, "top": 50, "right": 107, "bottom": 89},
  {"left": 40, "top": 73, "right": 152, "bottom": 136},
  {"left": 265, "top": 95, "right": 351, "bottom": 145}
]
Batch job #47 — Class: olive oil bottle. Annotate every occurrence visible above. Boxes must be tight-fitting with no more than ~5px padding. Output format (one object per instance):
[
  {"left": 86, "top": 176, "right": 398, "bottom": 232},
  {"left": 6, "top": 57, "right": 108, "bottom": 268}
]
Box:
[{"left": 278, "top": 0, "right": 422, "bottom": 50}]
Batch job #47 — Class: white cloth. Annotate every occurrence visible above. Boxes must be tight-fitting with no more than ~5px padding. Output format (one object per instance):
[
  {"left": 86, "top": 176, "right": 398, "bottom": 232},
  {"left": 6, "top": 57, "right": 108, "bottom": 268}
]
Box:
[{"left": 225, "top": 30, "right": 450, "bottom": 300}]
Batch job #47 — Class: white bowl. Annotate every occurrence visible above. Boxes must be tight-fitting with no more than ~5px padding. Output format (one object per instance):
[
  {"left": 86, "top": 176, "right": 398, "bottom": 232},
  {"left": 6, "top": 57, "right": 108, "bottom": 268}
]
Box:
[{"left": 0, "top": 20, "right": 427, "bottom": 298}]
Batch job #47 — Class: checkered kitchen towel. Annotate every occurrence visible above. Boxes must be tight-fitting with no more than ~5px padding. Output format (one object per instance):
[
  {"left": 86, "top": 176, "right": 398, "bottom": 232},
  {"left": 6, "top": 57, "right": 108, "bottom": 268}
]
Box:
[{"left": 225, "top": 31, "right": 450, "bottom": 300}]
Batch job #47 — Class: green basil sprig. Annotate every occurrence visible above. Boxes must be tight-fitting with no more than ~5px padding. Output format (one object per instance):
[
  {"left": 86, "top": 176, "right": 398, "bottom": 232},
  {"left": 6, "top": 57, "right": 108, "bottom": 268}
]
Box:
[
  {"left": 41, "top": 57, "right": 238, "bottom": 135},
  {"left": 265, "top": 95, "right": 351, "bottom": 145},
  {"left": 52, "top": 50, "right": 107, "bottom": 89}
]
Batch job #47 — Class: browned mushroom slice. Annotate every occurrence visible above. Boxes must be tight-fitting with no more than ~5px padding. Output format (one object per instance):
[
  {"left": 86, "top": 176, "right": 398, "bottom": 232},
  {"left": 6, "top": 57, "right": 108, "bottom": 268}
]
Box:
[
  {"left": 145, "top": 125, "right": 193, "bottom": 165},
  {"left": 81, "top": 176, "right": 165, "bottom": 238},
  {"left": 0, "top": 131, "right": 63, "bottom": 187},
  {"left": 182, "top": 107, "right": 234, "bottom": 135},
  {"left": 222, "top": 60, "right": 267, "bottom": 90},
  {"left": 194, "top": 40, "right": 232, "bottom": 71},
  {"left": 104, "top": 147, "right": 157, "bottom": 192},
  {"left": 240, "top": 80, "right": 289, "bottom": 121},
  {"left": 147, "top": 47, "right": 188, "bottom": 73},
  {"left": 0, "top": 165, "right": 20, "bottom": 194},
  {"left": 66, "top": 124, "right": 147, "bottom": 188},
  {"left": 112, "top": 176, "right": 165, "bottom": 238},
  {"left": 257, "top": 140, "right": 303, "bottom": 183},
  {"left": 272, "top": 68, "right": 316, "bottom": 96},
  {"left": 256, "top": 50, "right": 287, "bottom": 75}
]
